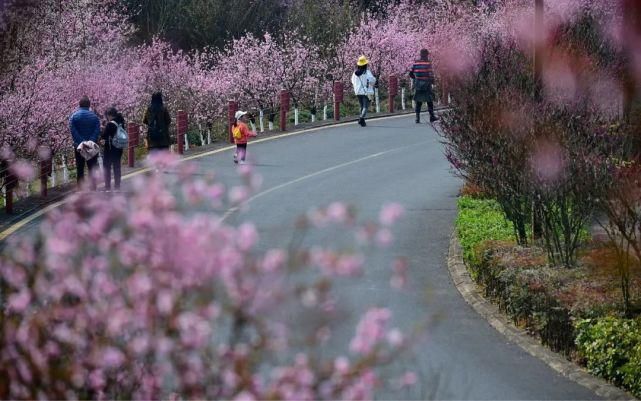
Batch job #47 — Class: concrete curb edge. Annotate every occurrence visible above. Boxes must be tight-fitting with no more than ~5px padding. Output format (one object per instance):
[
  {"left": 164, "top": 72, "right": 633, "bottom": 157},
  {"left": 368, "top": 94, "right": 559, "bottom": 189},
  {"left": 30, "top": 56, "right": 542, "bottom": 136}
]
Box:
[{"left": 446, "top": 232, "right": 636, "bottom": 400}]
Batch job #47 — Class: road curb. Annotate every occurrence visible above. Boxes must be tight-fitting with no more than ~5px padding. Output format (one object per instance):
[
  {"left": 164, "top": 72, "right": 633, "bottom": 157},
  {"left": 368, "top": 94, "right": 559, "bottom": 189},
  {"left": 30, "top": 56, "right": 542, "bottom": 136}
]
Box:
[{"left": 446, "top": 232, "right": 636, "bottom": 400}]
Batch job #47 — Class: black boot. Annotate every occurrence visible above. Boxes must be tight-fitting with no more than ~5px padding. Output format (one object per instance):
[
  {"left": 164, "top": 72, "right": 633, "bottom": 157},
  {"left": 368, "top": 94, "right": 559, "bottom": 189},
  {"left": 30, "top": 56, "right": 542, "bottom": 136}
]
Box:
[
  {"left": 358, "top": 117, "right": 365, "bottom": 127},
  {"left": 362, "top": 118, "right": 367, "bottom": 127},
  {"left": 416, "top": 115, "right": 421, "bottom": 124},
  {"left": 430, "top": 114, "right": 439, "bottom": 123}
]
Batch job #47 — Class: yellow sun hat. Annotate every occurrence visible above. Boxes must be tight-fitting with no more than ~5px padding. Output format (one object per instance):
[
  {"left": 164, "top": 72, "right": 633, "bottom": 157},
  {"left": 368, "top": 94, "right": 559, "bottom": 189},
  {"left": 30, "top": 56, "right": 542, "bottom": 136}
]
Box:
[{"left": 357, "top": 55, "right": 369, "bottom": 66}]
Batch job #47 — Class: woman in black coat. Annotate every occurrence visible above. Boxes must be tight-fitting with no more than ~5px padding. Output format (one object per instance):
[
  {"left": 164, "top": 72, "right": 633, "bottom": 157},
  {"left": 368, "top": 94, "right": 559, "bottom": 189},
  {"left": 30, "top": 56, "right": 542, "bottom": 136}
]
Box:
[{"left": 143, "top": 92, "right": 172, "bottom": 151}]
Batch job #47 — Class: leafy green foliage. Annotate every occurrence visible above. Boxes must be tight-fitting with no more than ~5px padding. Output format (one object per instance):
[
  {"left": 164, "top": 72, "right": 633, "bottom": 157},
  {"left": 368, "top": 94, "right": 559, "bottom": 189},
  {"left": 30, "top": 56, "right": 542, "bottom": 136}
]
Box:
[
  {"left": 455, "top": 196, "right": 514, "bottom": 268},
  {"left": 576, "top": 317, "right": 641, "bottom": 396}
]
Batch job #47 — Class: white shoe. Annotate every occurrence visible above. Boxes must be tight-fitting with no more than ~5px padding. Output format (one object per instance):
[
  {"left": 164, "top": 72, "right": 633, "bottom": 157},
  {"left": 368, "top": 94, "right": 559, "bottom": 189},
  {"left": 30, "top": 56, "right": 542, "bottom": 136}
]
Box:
[{"left": 239, "top": 160, "right": 246, "bottom": 165}]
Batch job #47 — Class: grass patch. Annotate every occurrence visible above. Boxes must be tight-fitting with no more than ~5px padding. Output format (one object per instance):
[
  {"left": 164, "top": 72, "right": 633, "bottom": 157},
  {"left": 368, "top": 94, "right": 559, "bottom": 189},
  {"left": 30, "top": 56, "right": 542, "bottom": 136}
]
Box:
[{"left": 455, "top": 196, "right": 514, "bottom": 269}]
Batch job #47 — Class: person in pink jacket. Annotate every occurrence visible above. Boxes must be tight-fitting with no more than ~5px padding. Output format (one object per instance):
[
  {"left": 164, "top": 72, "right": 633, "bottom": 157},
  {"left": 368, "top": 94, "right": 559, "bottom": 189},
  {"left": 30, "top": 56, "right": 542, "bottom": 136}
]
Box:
[{"left": 232, "top": 110, "right": 257, "bottom": 164}]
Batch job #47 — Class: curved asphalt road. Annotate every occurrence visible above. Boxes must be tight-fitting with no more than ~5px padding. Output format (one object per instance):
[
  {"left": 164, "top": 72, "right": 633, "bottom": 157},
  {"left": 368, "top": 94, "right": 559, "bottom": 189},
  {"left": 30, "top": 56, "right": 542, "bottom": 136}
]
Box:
[{"left": 6, "top": 114, "right": 600, "bottom": 400}]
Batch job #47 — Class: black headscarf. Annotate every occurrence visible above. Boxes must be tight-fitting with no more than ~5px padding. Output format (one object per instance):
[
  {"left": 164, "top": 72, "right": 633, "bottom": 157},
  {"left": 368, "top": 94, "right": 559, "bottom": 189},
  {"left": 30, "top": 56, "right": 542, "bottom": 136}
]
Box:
[{"left": 150, "top": 92, "right": 164, "bottom": 113}]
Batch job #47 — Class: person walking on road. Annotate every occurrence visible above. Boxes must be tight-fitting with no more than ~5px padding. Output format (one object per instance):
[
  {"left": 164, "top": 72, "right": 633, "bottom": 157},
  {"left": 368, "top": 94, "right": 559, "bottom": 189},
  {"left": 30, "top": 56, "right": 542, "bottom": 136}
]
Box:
[
  {"left": 232, "top": 110, "right": 257, "bottom": 165},
  {"left": 351, "top": 55, "right": 377, "bottom": 127},
  {"left": 69, "top": 96, "right": 100, "bottom": 190},
  {"left": 101, "top": 107, "right": 125, "bottom": 191},
  {"left": 143, "top": 91, "right": 172, "bottom": 152},
  {"left": 410, "top": 49, "right": 439, "bottom": 123}
]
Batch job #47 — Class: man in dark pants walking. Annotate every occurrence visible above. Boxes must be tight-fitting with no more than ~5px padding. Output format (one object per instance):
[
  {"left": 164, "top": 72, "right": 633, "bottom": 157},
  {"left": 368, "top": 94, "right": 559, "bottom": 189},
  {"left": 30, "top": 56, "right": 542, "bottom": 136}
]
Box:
[
  {"left": 409, "top": 49, "right": 439, "bottom": 123},
  {"left": 69, "top": 96, "right": 100, "bottom": 190}
]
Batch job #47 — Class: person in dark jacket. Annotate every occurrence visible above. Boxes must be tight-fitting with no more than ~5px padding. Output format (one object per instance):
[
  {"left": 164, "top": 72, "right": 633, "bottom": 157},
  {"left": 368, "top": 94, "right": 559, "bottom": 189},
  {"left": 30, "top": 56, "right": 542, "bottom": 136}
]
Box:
[
  {"left": 142, "top": 92, "right": 172, "bottom": 151},
  {"left": 69, "top": 96, "right": 100, "bottom": 190},
  {"left": 409, "top": 49, "right": 439, "bottom": 123},
  {"left": 102, "top": 107, "right": 125, "bottom": 191}
]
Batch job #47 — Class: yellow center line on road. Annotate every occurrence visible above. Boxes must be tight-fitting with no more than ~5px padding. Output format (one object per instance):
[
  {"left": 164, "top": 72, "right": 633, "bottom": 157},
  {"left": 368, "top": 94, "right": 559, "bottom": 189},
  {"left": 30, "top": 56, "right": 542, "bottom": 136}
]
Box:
[{"left": 0, "top": 113, "right": 414, "bottom": 241}]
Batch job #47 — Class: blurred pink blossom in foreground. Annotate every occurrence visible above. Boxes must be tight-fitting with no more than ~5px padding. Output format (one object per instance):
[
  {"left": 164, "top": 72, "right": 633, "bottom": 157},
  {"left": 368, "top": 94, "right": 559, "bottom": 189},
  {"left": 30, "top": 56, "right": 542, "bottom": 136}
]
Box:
[{"left": 0, "top": 156, "right": 419, "bottom": 400}]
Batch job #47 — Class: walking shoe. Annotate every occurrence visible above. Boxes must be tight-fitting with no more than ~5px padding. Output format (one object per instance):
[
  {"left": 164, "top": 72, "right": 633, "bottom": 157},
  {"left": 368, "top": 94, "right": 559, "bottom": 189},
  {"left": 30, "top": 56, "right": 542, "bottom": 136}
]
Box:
[
  {"left": 358, "top": 118, "right": 364, "bottom": 127},
  {"left": 239, "top": 160, "right": 246, "bottom": 165},
  {"left": 416, "top": 119, "right": 421, "bottom": 124},
  {"left": 362, "top": 119, "right": 367, "bottom": 127},
  {"left": 430, "top": 115, "right": 439, "bottom": 123}
]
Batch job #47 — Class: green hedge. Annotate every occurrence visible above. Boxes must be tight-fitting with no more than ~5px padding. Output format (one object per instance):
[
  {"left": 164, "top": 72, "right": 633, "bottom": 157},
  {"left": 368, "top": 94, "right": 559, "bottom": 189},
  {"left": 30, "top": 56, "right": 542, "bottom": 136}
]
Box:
[
  {"left": 456, "top": 195, "right": 641, "bottom": 393},
  {"left": 576, "top": 317, "right": 641, "bottom": 396},
  {"left": 455, "top": 196, "right": 514, "bottom": 269},
  {"left": 455, "top": 196, "right": 577, "bottom": 356}
]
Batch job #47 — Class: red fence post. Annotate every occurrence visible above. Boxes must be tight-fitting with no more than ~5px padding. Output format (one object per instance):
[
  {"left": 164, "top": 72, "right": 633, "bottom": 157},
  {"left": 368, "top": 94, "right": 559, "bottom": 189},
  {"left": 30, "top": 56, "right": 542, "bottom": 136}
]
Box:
[
  {"left": 228, "top": 101, "right": 238, "bottom": 143},
  {"left": 441, "top": 78, "right": 449, "bottom": 106},
  {"left": 388, "top": 75, "right": 398, "bottom": 113},
  {"left": 177, "top": 110, "right": 188, "bottom": 155},
  {"left": 333, "top": 81, "right": 344, "bottom": 121},
  {"left": 5, "top": 188, "right": 12, "bottom": 214},
  {"left": 280, "top": 90, "right": 290, "bottom": 131},
  {"left": 3, "top": 161, "right": 15, "bottom": 214},
  {"left": 127, "top": 123, "right": 139, "bottom": 168},
  {"left": 40, "top": 155, "right": 52, "bottom": 198}
]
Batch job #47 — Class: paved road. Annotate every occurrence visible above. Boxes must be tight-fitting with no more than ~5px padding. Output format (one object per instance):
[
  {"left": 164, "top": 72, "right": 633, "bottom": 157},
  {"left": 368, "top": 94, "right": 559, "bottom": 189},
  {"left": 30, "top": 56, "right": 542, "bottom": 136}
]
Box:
[{"left": 6, "top": 114, "right": 600, "bottom": 400}]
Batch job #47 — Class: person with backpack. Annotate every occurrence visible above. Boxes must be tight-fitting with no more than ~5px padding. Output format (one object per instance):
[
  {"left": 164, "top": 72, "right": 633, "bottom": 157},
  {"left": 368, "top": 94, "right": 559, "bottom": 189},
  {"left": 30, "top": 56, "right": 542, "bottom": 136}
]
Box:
[
  {"left": 69, "top": 96, "right": 100, "bottom": 190},
  {"left": 410, "top": 49, "right": 439, "bottom": 124},
  {"left": 351, "top": 55, "right": 377, "bottom": 127},
  {"left": 142, "top": 91, "right": 172, "bottom": 152},
  {"left": 101, "top": 107, "right": 127, "bottom": 191},
  {"left": 232, "top": 110, "right": 257, "bottom": 165}
]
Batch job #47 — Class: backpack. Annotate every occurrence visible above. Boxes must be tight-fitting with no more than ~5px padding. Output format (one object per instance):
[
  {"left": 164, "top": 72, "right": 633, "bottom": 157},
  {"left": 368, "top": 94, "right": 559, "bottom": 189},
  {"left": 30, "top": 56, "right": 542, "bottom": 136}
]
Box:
[
  {"left": 232, "top": 125, "right": 242, "bottom": 140},
  {"left": 111, "top": 121, "right": 128, "bottom": 149}
]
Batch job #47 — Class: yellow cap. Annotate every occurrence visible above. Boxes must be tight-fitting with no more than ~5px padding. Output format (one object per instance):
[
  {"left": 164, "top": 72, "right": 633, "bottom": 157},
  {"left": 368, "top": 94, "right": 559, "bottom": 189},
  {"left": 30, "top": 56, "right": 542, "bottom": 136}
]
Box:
[{"left": 357, "top": 55, "right": 369, "bottom": 66}]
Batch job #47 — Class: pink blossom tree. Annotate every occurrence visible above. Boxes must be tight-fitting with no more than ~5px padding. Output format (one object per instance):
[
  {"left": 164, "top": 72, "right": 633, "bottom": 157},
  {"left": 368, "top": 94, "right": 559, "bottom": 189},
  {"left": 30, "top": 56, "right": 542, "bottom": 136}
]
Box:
[{"left": 216, "top": 33, "right": 284, "bottom": 130}]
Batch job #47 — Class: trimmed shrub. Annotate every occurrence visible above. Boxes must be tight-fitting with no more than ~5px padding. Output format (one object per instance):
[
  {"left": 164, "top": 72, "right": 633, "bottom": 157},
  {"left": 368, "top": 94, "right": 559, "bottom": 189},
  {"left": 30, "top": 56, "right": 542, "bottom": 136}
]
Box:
[{"left": 576, "top": 316, "right": 641, "bottom": 396}]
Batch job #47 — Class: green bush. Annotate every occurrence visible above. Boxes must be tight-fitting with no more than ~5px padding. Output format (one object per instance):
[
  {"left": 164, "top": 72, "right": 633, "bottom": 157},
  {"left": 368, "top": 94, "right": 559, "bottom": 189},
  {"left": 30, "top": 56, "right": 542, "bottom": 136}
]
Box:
[
  {"left": 455, "top": 196, "right": 514, "bottom": 268},
  {"left": 457, "top": 195, "right": 577, "bottom": 355},
  {"left": 186, "top": 130, "right": 203, "bottom": 147},
  {"left": 576, "top": 316, "right": 641, "bottom": 395}
]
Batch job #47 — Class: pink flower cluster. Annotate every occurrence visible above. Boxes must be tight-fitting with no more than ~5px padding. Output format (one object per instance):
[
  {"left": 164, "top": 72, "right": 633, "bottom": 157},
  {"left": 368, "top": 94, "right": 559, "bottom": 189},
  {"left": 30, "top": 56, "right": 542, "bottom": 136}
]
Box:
[{"left": 0, "top": 156, "right": 414, "bottom": 399}]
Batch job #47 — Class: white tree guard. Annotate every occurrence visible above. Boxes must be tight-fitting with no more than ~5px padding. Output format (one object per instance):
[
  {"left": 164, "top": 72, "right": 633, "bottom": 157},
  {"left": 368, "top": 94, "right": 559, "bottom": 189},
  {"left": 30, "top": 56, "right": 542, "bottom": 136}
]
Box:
[
  {"left": 401, "top": 88, "right": 406, "bottom": 110},
  {"left": 375, "top": 88, "right": 380, "bottom": 113},
  {"left": 259, "top": 110, "right": 265, "bottom": 133},
  {"left": 184, "top": 133, "right": 190, "bottom": 151},
  {"left": 198, "top": 124, "right": 205, "bottom": 146},
  {"left": 62, "top": 157, "right": 69, "bottom": 184},
  {"left": 294, "top": 108, "right": 299, "bottom": 126},
  {"left": 323, "top": 104, "right": 328, "bottom": 120}
]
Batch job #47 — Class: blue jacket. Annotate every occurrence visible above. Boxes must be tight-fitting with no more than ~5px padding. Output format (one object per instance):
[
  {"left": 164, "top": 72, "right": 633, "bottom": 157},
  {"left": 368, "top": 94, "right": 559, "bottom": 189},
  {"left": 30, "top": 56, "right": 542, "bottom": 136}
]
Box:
[{"left": 69, "top": 108, "right": 100, "bottom": 146}]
